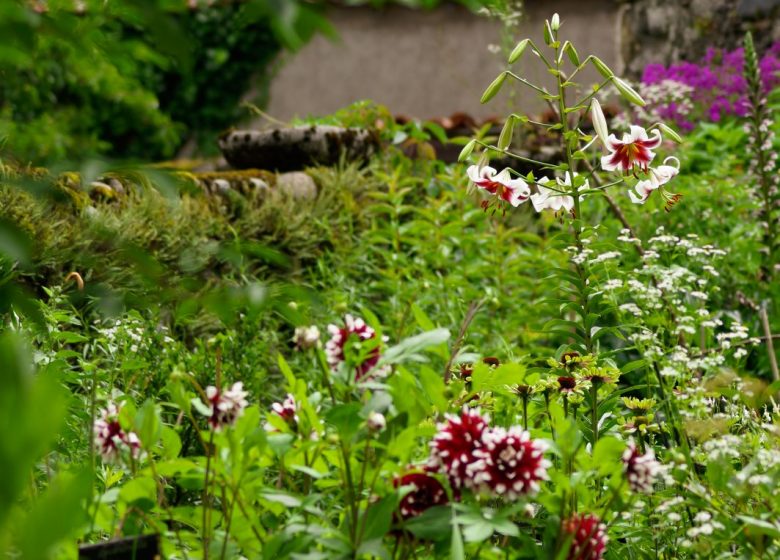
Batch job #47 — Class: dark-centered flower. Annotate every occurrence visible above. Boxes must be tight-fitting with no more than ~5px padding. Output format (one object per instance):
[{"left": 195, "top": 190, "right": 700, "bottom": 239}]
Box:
[
  {"left": 271, "top": 393, "right": 298, "bottom": 425},
  {"left": 93, "top": 403, "right": 140, "bottom": 463},
  {"left": 427, "top": 407, "right": 490, "bottom": 490},
  {"left": 622, "top": 441, "right": 662, "bottom": 493},
  {"left": 562, "top": 513, "right": 608, "bottom": 560},
  {"left": 470, "top": 426, "right": 550, "bottom": 499},
  {"left": 395, "top": 472, "right": 449, "bottom": 519},
  {"left": 325, "top": 314, "right": 386, "bottom": 380},
  {"left": 204, "top": 382, "right": 249, "bottom": 431}
]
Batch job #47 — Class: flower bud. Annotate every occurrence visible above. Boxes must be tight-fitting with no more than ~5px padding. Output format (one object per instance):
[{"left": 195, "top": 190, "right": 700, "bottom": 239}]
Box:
[
  {"left": 508, "top": 38, "right": 529, "bottom": 64},
  {"left": 367, "top": 411, "right": 386, "bottom": 432},
  {"left": 613, "top": 77, "right": 646, "bottom": 107},
  {"left": 656, "top": 122, "right": 683, "bottom": 143},
  {"left": 458, "top": 139, "right": 476, "bottom": 162},
  {"left": 590, "top": 99, "right": 609, "bottom": 147},
  {"left": 481, "top": 72, "right": 507, "bottom": 104},
  {"left": 590, "top": 56, "right": 614, "bottom": 79},
  {"left": 498, "top": 116, "right": 515, "bottom": 150},
  {"left": 293, "top": 325, "right": 320, "bottom": 350},
  {"left": 550, "top": 13, "right": 560, "bottom": 31}
]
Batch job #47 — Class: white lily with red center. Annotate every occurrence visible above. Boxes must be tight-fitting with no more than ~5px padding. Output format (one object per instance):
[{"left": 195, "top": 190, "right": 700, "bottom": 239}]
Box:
[
  {"left": 628, "top": 157, "right": 681, "bottom": 205},
  {"left": 467, "top": 165, "right": 531, "bottom": 207},
  {"left": 601, "top": 125, "right": 662, "bottom": 174},
  {"left": 530, "top": 172, "right": 587, "bottom": 214}
]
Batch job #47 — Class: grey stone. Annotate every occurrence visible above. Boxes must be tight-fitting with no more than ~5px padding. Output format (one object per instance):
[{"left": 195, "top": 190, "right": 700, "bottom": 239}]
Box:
[
  {"left": 277, "top": 172, "right": 317, "bottom": 200},
  {"left": 218, "top": 125, "right": 379, "bottom": 172}
]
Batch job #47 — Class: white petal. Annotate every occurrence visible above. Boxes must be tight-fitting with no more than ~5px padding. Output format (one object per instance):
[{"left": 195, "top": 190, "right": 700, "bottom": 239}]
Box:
[
  {"left": 601, "top": 154, "right": 620, "bottom": 171},
  {"left": 629, "top": 125, "right": 649, "bottom": 142}
]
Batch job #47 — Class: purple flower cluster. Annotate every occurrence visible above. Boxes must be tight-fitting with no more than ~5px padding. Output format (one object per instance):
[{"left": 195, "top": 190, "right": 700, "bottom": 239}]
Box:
[{"left": 640, "top": 43, "right": 780, "bottom": 129}]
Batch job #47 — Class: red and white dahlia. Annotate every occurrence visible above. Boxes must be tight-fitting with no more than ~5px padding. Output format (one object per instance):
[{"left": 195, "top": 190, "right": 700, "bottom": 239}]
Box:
[
  {"left": 395, "top": 472, "right": 449, "bottom": 519},
  {"left": 467, "top": 165, "right": 531, "bottom": 208},
  {"left": 325, "top": 314, "right": 385, "bottom": 380},
  {"left": 271, "top": 393, "right": 298, "bottom": 425},
  {"left": 470, "top": 426, "right": 550, "bottom": 499},
  {"left": 427, "top": 407, "right": 490, "bottom": 490},
  {"left": 204, "top": 382, "right": 249, "bottom": 431},
  {"left": 601, "top": 125, "right": 662, "bottom": 174},
  {"left": 93, "top": 403, "right": 141, "bottom": 463},
  {"left": 562, "top": 513, "right": 608, "bottom": 560},
  {"left": 622, "top": 440, "right": 662, "bottom": 493}
]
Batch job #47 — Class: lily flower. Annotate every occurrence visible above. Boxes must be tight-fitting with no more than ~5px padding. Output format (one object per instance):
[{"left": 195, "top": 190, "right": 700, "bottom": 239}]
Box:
[
  {"left": 467, "top": 165, "right": 530, "bottom": 208},
  {"left": 628, "top": 157, "right": 681, "bottom": 208},
  {"left": 601, "top": 125, "right": 662, "bottom": 174},
  {"left": 531, "top": 172, "right": 588, "bottom": 214}
]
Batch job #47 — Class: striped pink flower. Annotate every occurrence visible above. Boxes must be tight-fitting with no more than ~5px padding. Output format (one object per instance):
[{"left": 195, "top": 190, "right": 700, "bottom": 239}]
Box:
[{"left": 601, "top": 125, "right": 662, "bottom": 173}]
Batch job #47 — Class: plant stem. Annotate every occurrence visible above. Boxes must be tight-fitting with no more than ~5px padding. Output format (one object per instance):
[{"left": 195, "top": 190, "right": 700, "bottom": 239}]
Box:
[{"left": 202, "top": 430, "right": 215, "bottom": 559}]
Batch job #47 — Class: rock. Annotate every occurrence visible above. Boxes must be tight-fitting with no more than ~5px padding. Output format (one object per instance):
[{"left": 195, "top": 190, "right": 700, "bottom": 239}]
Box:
[
  {"left": 617, "top": 0, "right": 780, "bottom": 79},
  {"left": 218, "top": 125, "right": 379, "bottom": 171},
  {"left": 277, "top": 172, "right": 317, "bottom": 200}
]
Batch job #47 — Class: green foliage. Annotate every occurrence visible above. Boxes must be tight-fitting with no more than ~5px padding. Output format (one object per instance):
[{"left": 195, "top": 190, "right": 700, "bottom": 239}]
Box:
[{"left": 0, "top": 0, "right": 331, "bottom": 164}]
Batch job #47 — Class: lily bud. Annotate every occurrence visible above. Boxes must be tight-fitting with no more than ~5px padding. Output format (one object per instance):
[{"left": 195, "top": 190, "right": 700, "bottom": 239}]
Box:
[
  {"left": 458, "top": 139, "right": 476, "bottom": 162},
  {"left": 498, "top": 116, "right": 515, "bottom": 150},
  {"left": 613, "top": 77, "right": 646, "bottom": 107},
  {"left": 656, "top": 122, "right": 683, "bottom": 143},
  {"left": 508, "top": 38, "right": 529, "bottom": 64},
  {"left": 481, "top": 72, "right": 507, "bottom": 104},
  {"left": 590, "top": 99, "right": 609, "bottom": 147},
  {"left": 590, "top": 56, "right": 614, "bottom": 79}
]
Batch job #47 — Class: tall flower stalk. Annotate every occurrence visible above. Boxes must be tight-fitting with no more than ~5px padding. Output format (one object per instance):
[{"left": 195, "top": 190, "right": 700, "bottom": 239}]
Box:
[
  {"left": 461, "top": 14, "right": 686, "bottom": 540},
  {"left": 743, "top": 31, "right": 779, "bottom": 281}
]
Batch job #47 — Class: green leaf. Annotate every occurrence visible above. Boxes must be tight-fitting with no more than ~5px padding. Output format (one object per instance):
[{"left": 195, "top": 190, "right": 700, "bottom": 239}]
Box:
[
  {"left": 135, "top": 399, "right": 161, "bottom": 449},
  {"left": 405, "top": 506, "right": 452, "bottom": 541},
  {"left": 451, "top": 519, "right": 465, "bottom": 560},
  {"left": 738, "top": 516, "right": 780, "bottom": 539},
  {"left": 17, "top": 469, "right": 91, "bottom": 559},
  {"left": 462, "top": 520, "right": 494, "bottom": 542},
  {"left": 592, "top": 437, "right": 625, "bottom": 475},
  {"left": 119, "top": 476, "right": 157, "bottom": 511},
  {"left": 277, "top": 353, "right": 297, "bottom": 388},
  {"left": 325, "top": 402, "right": 363, "bottom": 441},
  {"left": 381, "top": 328, "right": 450, "bottom": 365},
  {"left": 361, "top": 494, "right": 397, "bottom": 541},
  {"left": 471, "top": 362, "right": 528, "bottom": 393},
  {"left": 261, "top": 491, "right": 302, "bottom": 508}
]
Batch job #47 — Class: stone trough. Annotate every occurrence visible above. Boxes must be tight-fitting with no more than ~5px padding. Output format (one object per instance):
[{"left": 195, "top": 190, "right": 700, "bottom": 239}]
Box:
[{"left": 218, "top": 125, "right": 379, "bottom": 172}]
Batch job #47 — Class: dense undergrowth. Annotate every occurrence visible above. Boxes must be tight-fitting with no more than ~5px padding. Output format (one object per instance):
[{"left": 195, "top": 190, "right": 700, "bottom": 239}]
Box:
[{"left": 2, "top": 14, "right": 780, "bottom": 560}]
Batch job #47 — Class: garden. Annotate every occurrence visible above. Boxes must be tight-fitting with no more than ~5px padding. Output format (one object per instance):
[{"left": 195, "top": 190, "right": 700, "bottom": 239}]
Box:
[{"left": 1, "top": 1, "right": 780, "bottom": 558}]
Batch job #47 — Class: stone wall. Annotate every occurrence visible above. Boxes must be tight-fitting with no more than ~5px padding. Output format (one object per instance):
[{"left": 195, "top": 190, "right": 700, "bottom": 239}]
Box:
[
  {"left": 258, "top": 0, "right": 619, "bottom": 123},
  {"left": 616, "top": 0, "right": 780, "bottom": 78},
  {"left": 253, "top": 0, "right": 780, "bottom": 126}
]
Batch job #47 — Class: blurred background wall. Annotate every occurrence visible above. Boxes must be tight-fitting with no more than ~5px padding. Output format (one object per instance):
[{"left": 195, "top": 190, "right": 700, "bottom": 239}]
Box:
[{"left": 260, "top": 0, "right": 619, "bottom": 122}]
